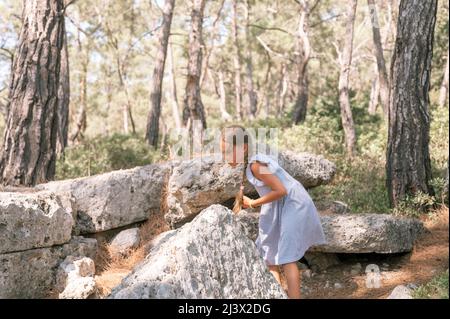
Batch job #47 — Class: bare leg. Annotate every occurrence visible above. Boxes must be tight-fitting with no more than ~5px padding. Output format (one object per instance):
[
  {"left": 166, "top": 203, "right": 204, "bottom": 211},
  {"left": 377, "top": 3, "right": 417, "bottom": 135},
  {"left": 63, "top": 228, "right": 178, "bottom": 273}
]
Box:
[
  {"left": 268, "top": 265, "right": 282, "bottom": 285},
  {"left": 282, "top": 262, "right": 301, "bottom": 299}
]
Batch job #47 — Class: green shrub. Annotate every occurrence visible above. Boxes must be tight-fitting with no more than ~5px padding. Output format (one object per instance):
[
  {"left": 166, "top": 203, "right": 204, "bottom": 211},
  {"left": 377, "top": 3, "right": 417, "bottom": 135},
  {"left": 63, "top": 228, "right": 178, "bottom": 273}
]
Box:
[{"left": 56, "top": 133, "right": 164, "bottom": 180}]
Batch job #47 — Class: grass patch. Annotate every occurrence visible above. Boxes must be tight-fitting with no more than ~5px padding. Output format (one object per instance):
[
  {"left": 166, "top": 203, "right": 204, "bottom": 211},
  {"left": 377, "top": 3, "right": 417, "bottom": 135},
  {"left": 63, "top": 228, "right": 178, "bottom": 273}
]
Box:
[{"left": 413, "top": 270, "right": 449, "bottom": 299}]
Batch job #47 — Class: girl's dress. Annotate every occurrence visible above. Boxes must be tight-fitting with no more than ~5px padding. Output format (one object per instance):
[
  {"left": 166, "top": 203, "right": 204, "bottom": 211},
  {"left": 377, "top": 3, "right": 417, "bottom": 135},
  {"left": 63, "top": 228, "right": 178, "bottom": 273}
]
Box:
[{"left": 246, "top": 153, "right": 327, "bottom": 266}]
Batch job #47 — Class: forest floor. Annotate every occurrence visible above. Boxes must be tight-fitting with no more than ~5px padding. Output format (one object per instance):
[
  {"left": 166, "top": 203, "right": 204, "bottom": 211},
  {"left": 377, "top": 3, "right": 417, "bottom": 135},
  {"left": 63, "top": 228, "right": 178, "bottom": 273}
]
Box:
[{"left": 299, "top": 206, "right": 449, "bottom": 299}]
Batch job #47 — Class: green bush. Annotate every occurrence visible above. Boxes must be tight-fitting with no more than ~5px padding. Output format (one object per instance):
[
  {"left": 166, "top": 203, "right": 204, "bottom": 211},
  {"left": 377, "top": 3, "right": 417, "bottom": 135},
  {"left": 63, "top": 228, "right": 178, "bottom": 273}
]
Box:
[{"left": 56, "top": 133, "right": 164, "bottom": 180}]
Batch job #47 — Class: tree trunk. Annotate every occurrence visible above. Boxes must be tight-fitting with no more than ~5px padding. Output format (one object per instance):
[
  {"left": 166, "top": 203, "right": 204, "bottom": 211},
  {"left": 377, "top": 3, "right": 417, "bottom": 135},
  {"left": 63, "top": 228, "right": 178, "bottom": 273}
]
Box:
[
  {"left": 338, "top": 0, "right": 358, "bottom": 157},
  {"left": 368, "top": 0, "right": 389, "bottom": 116},
  {"left": 217, "top": 70, "right": 232, "bottom": 121},
  {"left": 0, "top": 0, "right": 66, "bottom": 186},
  {"left": 293, "top": 1, "right": 311, "bottom": 124},
  {"left": 368, "top": 62, "right": 380, "bottom": 115},
  {"left": 439, "top": 51, "right": 449, "bottom": 108},
  {"left": 243, "top": 0, "right": 257, "bottom": 119},
  {"left": 146, "top": 0, "right": 176, "bottom": 147},
  {"left": 70, "top": 49, "right": 88, "bottom": 143},
  {"left": 182, "top": 0, "right": 207, "bottom": 132},
  {"left": 167, "top": 42, "right": 182, "bottom": 132},
  {"left": 231, "top": 0, "right": 242, "bottom": 120},
  {"left": 276, "top": 63, "right": 288, "bottom": 114},
  {"left": 56, "top": 26, "right": 70, "bottom": 155},
  {"left": 386, "top": 0, "right": 437, "bottom": 207}
]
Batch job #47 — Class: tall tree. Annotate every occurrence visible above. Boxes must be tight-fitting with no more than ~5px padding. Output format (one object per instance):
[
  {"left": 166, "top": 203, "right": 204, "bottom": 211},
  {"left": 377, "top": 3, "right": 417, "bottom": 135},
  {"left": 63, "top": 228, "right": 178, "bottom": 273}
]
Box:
[
  {"left": 293, "top": 0, "right": 311, "bottom": 124},
  {"left": 336, "top": 0, "right": 358, "bottom": 156},
  {"left": 231, "top": 0, "right": 243, "bottom": 120},
  {"left": 386, "top": 0, "right": 437, "bottom": 207},
  {"left": 56, "top": 25, "right": 70, "bottom": 155},
  {"left": 166, "top": 42, "right": 182, "bottom": 132},
  {"left": 367, "top": 0, "right": 389, "bottom": 115},
  {"left": 146, "top": 0, "right": 176, "bottom": 147},
  {"left": 243, "top": 0, "right": 257, "bottom": 119},
  {"left": 0, "top": 0, "right": 66, "bottom": 186},
  {"left": 182, "top": 0, "right": 207, "bottom": 132},
  {"left": 439, "top": 51, "right": 449, "bottom": 108}
]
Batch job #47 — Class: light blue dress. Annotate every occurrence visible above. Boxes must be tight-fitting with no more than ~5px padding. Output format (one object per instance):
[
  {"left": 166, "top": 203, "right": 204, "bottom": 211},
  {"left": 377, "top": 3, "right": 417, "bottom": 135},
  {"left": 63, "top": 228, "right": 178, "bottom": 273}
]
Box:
[{"left": 246, "top": 153, "right": 327, "bottom": 266}]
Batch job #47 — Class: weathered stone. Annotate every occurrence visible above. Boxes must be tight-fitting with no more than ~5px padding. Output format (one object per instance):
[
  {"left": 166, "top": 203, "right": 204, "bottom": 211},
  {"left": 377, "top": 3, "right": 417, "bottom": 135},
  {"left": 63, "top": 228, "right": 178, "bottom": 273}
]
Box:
[
  {"left": 0, "top": 191, "right": 73, "bottom": 254},
  {"left": 278, "top": 150, "right": 336, "bottom": 188},
  {"left": 235, "top": 209, "right": 260, "bottom": 241},
  {"left": 109, "top": 205, "right": 287, "bottom": 299},
  {"left": 387, "top": 285, "right": 415, "bottom": 299},
  {"left": 0, "top": 236, "right": 97, "bottom": 298},
  {"left": 35, "top": 164, "right": 171, "bottom": 234},
  {"left": 166, "top": 152, "right": 335, "bottom": 227},
  {"left": 110, "top": 228, "right": 140, "bottom": 256},
  {"left": 312, "top": 214, "right": 424, "bottom": 253},
  {"left": 56, "top": 256, "right": 96, "bottom": 299}
]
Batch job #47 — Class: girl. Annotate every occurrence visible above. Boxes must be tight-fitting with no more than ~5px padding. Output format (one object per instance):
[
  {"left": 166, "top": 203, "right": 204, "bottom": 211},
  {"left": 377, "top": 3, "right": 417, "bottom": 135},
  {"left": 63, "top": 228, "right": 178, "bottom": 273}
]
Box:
[{"left": 220, "top": 125, "right": 327, "bottom": 299}]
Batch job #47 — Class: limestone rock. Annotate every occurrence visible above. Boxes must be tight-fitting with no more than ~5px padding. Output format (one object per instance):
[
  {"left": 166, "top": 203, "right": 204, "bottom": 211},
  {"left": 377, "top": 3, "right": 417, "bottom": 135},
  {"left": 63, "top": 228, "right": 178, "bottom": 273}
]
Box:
[
  {"left": 0, "top": 191, "right": 73, "bottom": 254},
  {"left": 109, "top": 205, "right": 286, "bottom": 299},
  {"left": 387, "top": 285, "right": 415, "bottom": 299},
  {"left": 35, "top": 164, "right": 171, "bottom": 234},
  {"left": 166, "top": 152, "right": 335, "bottom": 227},
  {"left": 303, "top": 252, "right": 341, "bottom": 272},
  {"left": 56, "top": 256, "right": 96, "bottom": 299},
  {"left": 0, "top": 236, "right": 97, "bottom": 298},
  {"left": 110, "top": 228, "right": 140, "bottom": 256},
  {"left": 312, "top": 214, "right": 424, "bottom": 253}
]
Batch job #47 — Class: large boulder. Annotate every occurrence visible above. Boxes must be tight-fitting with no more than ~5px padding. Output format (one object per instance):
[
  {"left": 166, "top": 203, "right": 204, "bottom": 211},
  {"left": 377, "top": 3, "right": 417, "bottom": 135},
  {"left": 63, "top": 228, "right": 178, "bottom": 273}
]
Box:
[
  {"left": 313, "top": 213, "right": 424, "bottom": 254},
  {"left": 0, "top": 236, "right": 97, "bottom": 298},
  {"left": 236, "top": 209, "right": 424, "bottom": 254},
  {"left": 34, "top": 163, "right": 171, "bottom": 234},
  {"left": 0, "top": 191, "right": 74, "bottom": 254},
  {"left": 109, "top": 205, "right": 286, "bottom": 299},
  {"left": 166, "top": 152, "right": 335, "bottom": 227}
]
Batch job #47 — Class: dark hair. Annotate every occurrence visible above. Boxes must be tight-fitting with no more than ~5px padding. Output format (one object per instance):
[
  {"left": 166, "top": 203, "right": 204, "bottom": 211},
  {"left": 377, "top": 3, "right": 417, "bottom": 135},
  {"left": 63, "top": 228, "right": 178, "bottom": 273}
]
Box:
[{"left": 221, "top": 125, "right": 251, "bottom": 213}]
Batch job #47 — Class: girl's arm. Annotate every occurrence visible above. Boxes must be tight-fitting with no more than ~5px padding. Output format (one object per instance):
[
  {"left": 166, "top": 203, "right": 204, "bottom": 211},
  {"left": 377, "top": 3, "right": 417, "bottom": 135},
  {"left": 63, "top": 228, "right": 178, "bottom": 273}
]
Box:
[{"left": 242, "top": 161, "right": 287, "bottom": 208}]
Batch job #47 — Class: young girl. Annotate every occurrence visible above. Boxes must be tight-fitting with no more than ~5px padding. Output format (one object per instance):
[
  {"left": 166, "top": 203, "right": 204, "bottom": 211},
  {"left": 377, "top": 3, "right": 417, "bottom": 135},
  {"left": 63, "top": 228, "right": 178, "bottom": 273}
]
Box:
[{"left": 220, "top": 125, "right": 327, "bottom": 299}]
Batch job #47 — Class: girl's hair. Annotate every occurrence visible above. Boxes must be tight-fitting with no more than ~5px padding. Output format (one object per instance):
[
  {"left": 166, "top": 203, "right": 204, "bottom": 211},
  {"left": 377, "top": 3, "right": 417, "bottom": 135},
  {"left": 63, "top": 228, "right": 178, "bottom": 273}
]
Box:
[{"left": 221, "top": 125, "right": 252, "bottom": 214}]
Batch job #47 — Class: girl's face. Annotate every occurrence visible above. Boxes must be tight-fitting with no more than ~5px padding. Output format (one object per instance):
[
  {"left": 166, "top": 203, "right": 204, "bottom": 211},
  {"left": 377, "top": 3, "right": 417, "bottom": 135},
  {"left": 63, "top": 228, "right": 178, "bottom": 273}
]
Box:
[{"left": 220, "top": 139, "right": 248, "bottom": 168}]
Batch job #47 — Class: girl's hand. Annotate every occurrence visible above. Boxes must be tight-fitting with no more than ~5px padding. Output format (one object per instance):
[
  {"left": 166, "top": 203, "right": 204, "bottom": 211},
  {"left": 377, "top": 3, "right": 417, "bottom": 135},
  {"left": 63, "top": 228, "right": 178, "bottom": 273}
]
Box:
[{"left": 242, "top": 196, "right": 254, "bottom": 209}]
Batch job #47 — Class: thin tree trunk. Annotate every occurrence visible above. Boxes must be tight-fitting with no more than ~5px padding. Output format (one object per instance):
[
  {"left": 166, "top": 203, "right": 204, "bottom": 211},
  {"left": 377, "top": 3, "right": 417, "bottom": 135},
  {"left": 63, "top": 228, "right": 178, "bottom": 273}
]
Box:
[
  {"left": 368, "top": 0, "right": 389, "bottom": 116},
  {"left": 293, "top": 1, "right": 311, "bottom": 124},
  {"left": 0, "top": 0, "right": 65, "bottom": 186},
  {"left": 386, "top": 0, "right": 437, "bottom": 207},
  {"left": 71, "top": 50, "right": 88, "bottom": 143},
  {"left": 243, "top": 0, "right": 257, "bottom": 118},
  {"left": 276, "top": 63, "right": 287, "bottom": 114},
  {"left": 56, "top": 27, "right": 70, "bottom": 155},
  {"left": 182, "top": 0, "right": 207, "bottom": 132},
  {"left": 231, "top": 0, "right": 242, "bottom": 120},
  {"left": 338, "top": 0, "right": 358, "bottom": 156},
  {"left": 217, "top": 69, "right": 232, "bottom": 121},
  {"left": 167, "top": 42, "right": 182, "bottom": 132},
  {"left": 368, "top": 62, "right": 380, "bottom": 115},
  {"left": 146, "top": 0, "right": 176, "bottom": 147},
  {"left": 439, "top": 51, "right": 449, "bottom": 108}
]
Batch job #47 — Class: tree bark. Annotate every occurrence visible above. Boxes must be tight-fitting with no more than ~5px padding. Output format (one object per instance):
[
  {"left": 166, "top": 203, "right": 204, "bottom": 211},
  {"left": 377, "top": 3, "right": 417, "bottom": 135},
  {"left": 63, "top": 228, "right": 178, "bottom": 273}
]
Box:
[
  {"left": 217, "top": 69, "right": 232, "bottom": 121},
  {"left": 182, "top": 0, "right": 207, "bottom": 132},
  {"left": 167, "top": 42, "right": 182, "bottom": 132},
  {"left": 368, "top": 62, "right": 380, "bottom": 115},
  {"left": 146, "top": 0, "right": 176, "bottom": 147},
  {"left": 367, "top": 0, "right": 389, "bottom": 116},
  {"left": 0, "top": 0, "right": 66, "bottom": 186},
  {"left": 243, "top": 0, "right": 257, "bottom": 119},
  {"left": 276, "top": 63, "right": 288, "bottom": 114},
  {"left": 231, "top": 0, "right": 242, "bottom": 120},
  {"left": 386, "top": 0, "right": 437, "bottom": 207},
  {"left": 56, "top": 26, "right": 70, "bottom": 155},
  {"left": 337, "top": 0, "right": 358, "bottom": 156},
  {"left": 439, "top": 51, "right": 449, "bottom": 108},
  {"left": 293, "top": 1, "right": 311, "bottom": 124}
]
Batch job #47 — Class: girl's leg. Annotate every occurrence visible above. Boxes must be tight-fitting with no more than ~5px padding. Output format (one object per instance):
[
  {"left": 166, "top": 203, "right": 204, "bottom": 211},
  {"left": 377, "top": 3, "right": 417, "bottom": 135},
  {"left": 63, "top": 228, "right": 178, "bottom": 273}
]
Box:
[
  {"left": 282, "top": 262, "right": 301, "bottom": 299},
  {"left": 268, "top": 265, "right": 282, "bottom": 285}
]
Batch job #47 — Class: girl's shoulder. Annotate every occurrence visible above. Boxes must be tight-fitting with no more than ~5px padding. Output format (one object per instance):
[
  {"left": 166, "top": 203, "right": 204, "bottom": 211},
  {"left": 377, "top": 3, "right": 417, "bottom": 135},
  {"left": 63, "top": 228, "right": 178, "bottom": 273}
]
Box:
[{"left": 246, "top": 153, "right": 282, "bottom": 186}]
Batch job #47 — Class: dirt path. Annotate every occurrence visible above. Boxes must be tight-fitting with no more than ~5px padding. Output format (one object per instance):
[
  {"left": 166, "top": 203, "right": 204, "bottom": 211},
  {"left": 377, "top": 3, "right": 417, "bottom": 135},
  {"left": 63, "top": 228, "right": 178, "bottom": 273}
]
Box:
[{"left": 301, "top": 207, "right": 449, "bottom": 299}]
